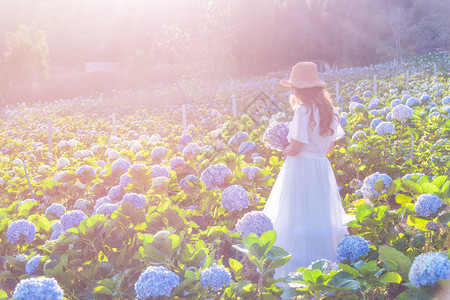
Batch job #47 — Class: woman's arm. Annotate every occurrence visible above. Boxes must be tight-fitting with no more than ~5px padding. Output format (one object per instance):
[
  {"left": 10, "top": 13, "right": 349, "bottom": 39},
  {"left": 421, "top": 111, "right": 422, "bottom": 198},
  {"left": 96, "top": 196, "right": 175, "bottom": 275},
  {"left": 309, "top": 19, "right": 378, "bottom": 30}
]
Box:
[
  {"left": 283, "top": 138, "right": 303, "bottom": 156},
  {"left": 326, "top": 141, "right": 335, "bottom": 155}
]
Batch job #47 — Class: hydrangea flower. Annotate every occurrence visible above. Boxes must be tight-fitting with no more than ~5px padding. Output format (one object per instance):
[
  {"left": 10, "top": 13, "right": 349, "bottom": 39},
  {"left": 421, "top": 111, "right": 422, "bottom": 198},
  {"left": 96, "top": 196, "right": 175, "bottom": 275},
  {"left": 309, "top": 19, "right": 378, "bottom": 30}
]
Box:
[
  {"left": 7, "top": 219, "right": 36, "bottom": 244},
  {"left": 151, "top": 147, "right": 168, "bottom": 160},
  {"left": 25, "top": 254, "right": 43, "bottom": 274},
  {"left": 238, "top": 141, "right": 256, "bottom": 155},
  {"left": 119, "top": 173, "right": 133, "bottom": 189},
  {"left": 351, "top": 95, "right": 361, "bottom": 103},
  {"left": 45, "top": 203, "right": 66, "bottom": 218},
  {"left": 150, "top": 165, "right": 170, "bottom": 178},
  {"left": 94, "top": 196, "right": 112, "bottom": 211},
  {"left": 363, "top": 91, "right": 371, "bottom": 98},
  {"left": 375, "top": 121, "right": 395, "bottom": 135},
  {"left": 349, "top": 179, "right": 363, "bottom": 190},
  {"left": 50, "top": 221, "right": 63, "bottom": 240},
  {"left": 402, "top": 173, "right": 425, "bottom": 180},
  {"left": 200, "top": 163, "right": 232, "bottom": 190},
  {"left": 442, "top": 96, "right": 450, "bottom": 105},
  {"left": 235, "top": 211, "right": 273, "bottom": 236},
  {"left": 414, "top": 194, "right": 442, "bottom": 217},
  {"left": 94, "top": 203, "right": 119, "bottom": 216},
  {"left": 262, "top": 121, "right": 289, "bottom": 151},
  {"left": 242, "top": 165, "right": 262, "bottom": 181},
  {"left": 122, "top": 193, "right": 146, "bottom": 209},
  {"left": 108, "top": 185, "right": 123, "bottom": 201},
  {"left": 76, "top": 165, "right": 96, "bottom": 180},
  {"left": 60, "top": 210, "right": 87, "bottom": 231},
  {"left": 12, "top": 277, "right": 64, "bottom": 300},
  {"left": 221, "top": 185, "right": 251, "bottom": 211},
  {"left": 339, "top": 116, "right": 347, "bottom": 126},
  {"left": 420, "top": 94, "right": 431, "bottom": 103},
  {"left": 307, "top": 258, "right": 339, "bottom": 274},
  {"left": 337, "top": 236, "right": 370, "bottom": 263},
  {"left": 135, "top": 266, "right": 179, "bottom": 299},
  {"left": 428, "top": 112, "right": 441, "bottom": 119},
  {"left": 409, "top": 252, "right": 450, "bottom": 288},
  {"left": 179, "top": 174, "right": 200, "bottom": 191},
  {"left": 361, "top": 172, "right": 392, "bottom": 199},
  {"left": 351, "top": 130, "right": 366, "bottom": 140},
  {"left": 370, "top": 118, "right": 382, "bottom": 128},
  {"left": 350, "top": 102, "right": 365, "bottom": 112},
  {"left": 200, "top": 265, "right": 232, "bottom": 291},
  {"left": 182, "top": 142, "right": 202, "bottom": 157},
  {"left": 170, "top": 157, "right": 185, "bottom": 170},
  {"left": 406, "top": 97, "right": 419, "bottom": 107},
  {"left": 56, "top": 157, "right": 69, "bottom": 168},
  {"left": 112, "top": 158, "right": 131, "bottom": 174},
  {"left": 229, "top": 131, "right": 249, "bottom": 146},
  {"left": 391, "top": 99, "right": 402, "bottom": 107},
  {"left": 368, "top": 98, "right": 381, "bottom": 109},
  {"left": 391, "top": 104, "right": 413, "bottom": 121},
  {"left": 179, "top": 133, "right": 193, "bottom": 144}
]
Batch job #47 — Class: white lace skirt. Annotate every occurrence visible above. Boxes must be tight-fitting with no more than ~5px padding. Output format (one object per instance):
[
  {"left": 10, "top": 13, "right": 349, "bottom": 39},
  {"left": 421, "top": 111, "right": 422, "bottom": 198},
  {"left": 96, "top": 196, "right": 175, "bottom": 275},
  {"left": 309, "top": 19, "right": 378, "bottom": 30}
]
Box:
[{"left": 262, "top": 152, "right": 355, "bottom": 279}]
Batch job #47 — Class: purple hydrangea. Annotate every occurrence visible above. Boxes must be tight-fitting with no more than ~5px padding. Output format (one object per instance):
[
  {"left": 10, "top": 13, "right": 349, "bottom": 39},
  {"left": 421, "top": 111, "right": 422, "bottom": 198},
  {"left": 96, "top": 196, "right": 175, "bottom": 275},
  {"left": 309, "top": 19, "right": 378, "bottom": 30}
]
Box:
[
  {"left": 262, "top": 121, "right": 289, "bottom": 151},
  {"left": 122, "top": 193, "right": 146, "bottom": 209},
  {"left": 221, "top": 185, "right": 251, "bottom": 211},
  {"left": 368, "top": 98, "right": 381, "bottom": 109},
  {"left": 406, "top": 97, "right": 419, "bottom": 107},
  {"left": 25, "top": 254, "right": 43, "bottom": 274},
  {"left": 351, "top": 130, "right": 366, "bottom": 140},
  {"left": 229, "top": 131, "right": 249, "bottom": 146},
  {"left": 12, "top": 277, "right": 64, "bottom": 300},
  {"left": 94, "top": 203, "right": 119, "bottom": 216},
  {"left": 108, "top": 185, "right": 124, "bottom": 201},
  {"left": 179, "top": 133, "right": 193, "bottom": 144},
  {"left": 370, "top": 118, "right": 382, "bottom": 128},
  {"left": 76, "top": 165, "right": 96, "bottom": 179},
  {"left": 94, "top": 196, "right": 112, "bottom": 211},
  {"left": 119, "top": 173, "right": 133, "bottom": 189},
  {"left": 7, "top": 219, "right": 36, "bottom": 244},
  {"left": 50, "top": 221, "right": 63, "bottom": 240},
  {"left": 170, "top": 157, "right": 185, "bottom": 170},
  {"left": 375, "top": 121, "right": 395, "bottom": 135},
  {"left": 44, "top": 203, "right": 66, "bottom": 218},
  {"left": 135, "top": 266, "right": 179, "bottom": 299},
  {"left": 242, "top": 166, "right": 262, "bottom": 181},
  {"left": 200, "top": 163, "right": 232, "bottom": 190},
  {"left": 391, "top": 104, "right": 413, "bottom": 121},
  {"left": 200, "top": 265, "right": 231, "bottom": 291},
  {"left": 409, "top": 252, "right": 450, "bottom": 288},
  {"left": 361, "top": 172, "right": 392, "bottom": 199},
  {"left": 339, "top": 116, "right": 347, "bottom": 126},
  {"left": 238, "top": 141, "right": 256, "bottom": 155},
  {"left": 337, "top": 236, "right": 370, "bottom": 263},
  {"left": 414, "top": 194, "right": 442, "bottom": 217},
  {"left": 351, "top": 95, "right": 362, "bottom": 103},
  {"left": 363, "top": 90, "right": 372, "bottom": 98},
  {"left": 150, "top": 165, "right": 170, "bottom": 178},
  {"left": 179, "top": 174, "right": 200, "bottom": 190},
  {"left": 151, "top": 147, "right": 168, "bottom": 160},
  {"left": 235, "top": 211, "right": 273, "bottom": 236},
  {"left": 60, "top": 210, "right": 87, "bottom": 231},
  {"left": 182, "top": 142, "right": 202, "bottom": 157},
  {"left": 112, "top": 158, "right": 131, "bottom": 174}
]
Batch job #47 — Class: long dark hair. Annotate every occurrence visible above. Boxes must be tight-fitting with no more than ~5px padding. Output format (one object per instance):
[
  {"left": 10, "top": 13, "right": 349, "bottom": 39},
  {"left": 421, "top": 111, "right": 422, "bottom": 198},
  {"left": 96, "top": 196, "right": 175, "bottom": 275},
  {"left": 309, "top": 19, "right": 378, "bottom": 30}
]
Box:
[{"left": 289, "top": 87, "right": 339, "bottom": 137}]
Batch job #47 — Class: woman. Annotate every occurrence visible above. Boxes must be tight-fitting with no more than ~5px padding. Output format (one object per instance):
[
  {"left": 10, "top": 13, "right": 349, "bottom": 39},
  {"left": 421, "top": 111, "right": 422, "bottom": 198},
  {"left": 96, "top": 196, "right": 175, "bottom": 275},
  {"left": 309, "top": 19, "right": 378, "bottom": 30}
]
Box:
[{"left": 262, "top": 62, "right": 355, "bottom": 279}]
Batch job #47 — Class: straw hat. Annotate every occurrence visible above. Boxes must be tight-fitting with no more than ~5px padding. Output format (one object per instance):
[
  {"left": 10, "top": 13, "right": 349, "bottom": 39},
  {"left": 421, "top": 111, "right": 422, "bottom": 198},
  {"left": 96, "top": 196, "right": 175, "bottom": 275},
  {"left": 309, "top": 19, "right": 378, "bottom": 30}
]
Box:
[{"left": 280, "top": 62, "right": 326, "bottom": 89}]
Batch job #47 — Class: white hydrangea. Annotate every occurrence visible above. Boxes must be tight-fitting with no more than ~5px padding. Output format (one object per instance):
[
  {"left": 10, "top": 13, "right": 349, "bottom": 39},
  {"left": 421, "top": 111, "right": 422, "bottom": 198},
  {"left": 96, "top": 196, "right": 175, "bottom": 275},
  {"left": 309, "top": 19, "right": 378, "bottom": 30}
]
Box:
[
  {"left": 391, "top": 104, "right": 413, "bottom": 121},
  {"left": 56, "top": 157, "right": 69, "bottom": 168}
]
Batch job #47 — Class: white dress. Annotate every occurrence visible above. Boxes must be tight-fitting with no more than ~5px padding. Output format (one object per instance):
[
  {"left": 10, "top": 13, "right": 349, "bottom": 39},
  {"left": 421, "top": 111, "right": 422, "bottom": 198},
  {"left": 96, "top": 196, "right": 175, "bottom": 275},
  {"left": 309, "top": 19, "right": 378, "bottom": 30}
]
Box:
[{"left": 262, "top": 104, "right": 356, "bottom": 279}]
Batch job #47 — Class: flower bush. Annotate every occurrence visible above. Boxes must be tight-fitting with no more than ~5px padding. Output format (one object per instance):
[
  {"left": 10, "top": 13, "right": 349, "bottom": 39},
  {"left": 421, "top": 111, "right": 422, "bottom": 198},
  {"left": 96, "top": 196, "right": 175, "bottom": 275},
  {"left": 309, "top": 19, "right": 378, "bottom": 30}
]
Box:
[{"left": 135, "top": 266, "right": 179, "bottom": 299}]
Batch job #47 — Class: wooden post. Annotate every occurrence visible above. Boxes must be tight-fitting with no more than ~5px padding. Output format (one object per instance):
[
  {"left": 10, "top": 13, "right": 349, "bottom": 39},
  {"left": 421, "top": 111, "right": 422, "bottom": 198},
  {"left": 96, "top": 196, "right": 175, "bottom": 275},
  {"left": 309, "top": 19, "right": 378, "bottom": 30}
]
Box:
[
  {"left": 406, "top": 70, "right": 410, "bottom": 93},
  {"left": 373, "top": 75, "right": 377, "bottom": 97},
  {"left": 232, "top": 96, "right": 237, "bottom": 118},
  {"left": 433, "top": 63, "right": 437, "bottom": 82},
  {"left": 47, "top": 118, "right": 53, "bottom": 163}
]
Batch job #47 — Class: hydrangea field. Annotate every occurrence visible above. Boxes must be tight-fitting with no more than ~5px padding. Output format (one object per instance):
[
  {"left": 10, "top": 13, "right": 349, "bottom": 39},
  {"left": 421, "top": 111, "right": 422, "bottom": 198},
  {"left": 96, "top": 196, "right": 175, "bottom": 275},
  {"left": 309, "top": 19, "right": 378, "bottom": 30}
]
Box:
[{"left": 0, "top": 52, "right": 449, "bottom": 299}]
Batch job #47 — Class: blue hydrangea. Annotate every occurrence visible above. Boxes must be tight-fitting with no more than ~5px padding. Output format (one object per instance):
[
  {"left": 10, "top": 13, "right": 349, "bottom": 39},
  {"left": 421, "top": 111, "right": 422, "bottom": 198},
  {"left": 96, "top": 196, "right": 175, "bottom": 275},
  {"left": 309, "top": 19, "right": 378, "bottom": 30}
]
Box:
[
  {"left": 182, "top": 142, "right": 203, "bottom": 157},
  {"left": 443, "top": 96, "right": 450, "bottom": 105},
  {"left": 179, "top": 133, "right": 193, "bottom": 144},
  {"left": 375, "top": 121, "right": 395, "bottom": 135},
  {"left": 370, "top": 118, "right": 382, "bottom": 128},
  {"left": 60, "top": 210, "right": 87, "bottom": 231},
  {"left": 151, "top": 147, "right": 168, "bottom": 160},
  {"left": 108, "top": 185, "right": 123, "bottom": 201},
  {"left": 409, "top": 252, "right": 450, "bottom": 288},
  {"left": 76, "top": 165, "right": 96, "bottom": 180},
  {"left": 391, "top": 99, "right": 402, "bottom": 107},
  {"left": 50, "top": 221, "right": 63, "bottom": 240},
  {"left": 337, "top": 236, "right": 370, "bottom": 263},
  {"left": 112, "top": 158, "right": 131, "bottom": 174},
  {"left": 402, "top": 173, "right": 425, "bottom": 180},
  {"left": 235, "top": 211, "right": 273, "bottom": 236},
  {"left": 200, "top": 265, "right": 231, "bottom": 291},
  {"left": 350, "top": 102, "right": 365, "bottom": 112},
  {"left": 361, "top": 172, "right": 392, "bottom": 199},
  {"left": 229, "top": 131, "right": 249, "bottom": 146},
  {"left": 12, "top": 277, "right": 64, "bottom": 300},
  {"left": 221, "top": 185, "right": 251, "bottom": 211},
  {"left": 351, "top": 95, "right": 361, "bottom": 103},
  {"left": 402, "top": 94, "right": 410, "bottom": 101},
  {"left": 242, "top": 165, "right": 262, "bottom": 181},
  {"left": 351, "top": 130, "right": 366, "bottom": 140},
  {"left": 200, "top": 163, "right": 232, "bottom": 190},
  {"left": 428, "top": 112, "right": 441, "bottom": 119},
  {"left": 179, "top": 174, "right": 200, "bottom": 191},
  {"left": 391, "top": 104, "right": 413, "bottom": 121},
  {"left": 150, "top": 165, "right": 170, "bottom": 178},
  {"left": 45, "top": 203, "right": 66, "bottom": 218},
  {"left": 420, "top": 94, "right": 431, "bottom": 103},
  {"left": 7, "top": 219, "right": 36, "bottom": 244},
  {"left": 135, "top": 266, "right": 179, "bottom": 299},
  {"left": 414, "top": 194, "right": 442, "bottom": 217},
  {"left": 170, "top": 157, "right": 185, "bottom": 170},
  {"left": 122, "top": 193, "right": 146, "bottom": 209},
  {"left": 406, "top": 97, "right": 419, "bottom": 107},
  {"left": 25, "top": 254, "right": 43, "bottom": 274},
  {"left": 368, "top": 98, "right": 381, "bottom": 109},
  {"left": 262, "top": 121, "right": 289, "bottom": 151},
  {"left": 94, "top": 203, "right": 119, "bottom": 216},
  {"left": 363, "top": 91, "right": 371, "bottom": 98},
  {"left": 339, "top": 116, "right": 347, "bottom": 126},
  {"left": 119, "top": 173, "right": 133, "bottom": 189},
  {"left": 94, "top": 196, "right": 112, "bottom": 211},
  {"left": 238, "top": 141, "right": 256, "bottom": 155}
]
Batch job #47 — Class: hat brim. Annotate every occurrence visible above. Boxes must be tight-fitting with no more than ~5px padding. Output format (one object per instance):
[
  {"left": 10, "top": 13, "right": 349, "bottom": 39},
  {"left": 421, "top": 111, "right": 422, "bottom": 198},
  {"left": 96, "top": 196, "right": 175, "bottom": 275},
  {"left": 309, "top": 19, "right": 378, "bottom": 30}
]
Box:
[{"left": 280, "top": 79, "right": 326, "bottom": 89}]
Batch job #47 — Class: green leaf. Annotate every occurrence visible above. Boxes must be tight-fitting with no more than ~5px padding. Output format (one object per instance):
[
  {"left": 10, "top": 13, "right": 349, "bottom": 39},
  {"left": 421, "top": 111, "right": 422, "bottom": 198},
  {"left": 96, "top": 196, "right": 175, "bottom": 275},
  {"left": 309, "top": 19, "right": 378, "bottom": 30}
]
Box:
[
  {"left": 432, "top": 175, "right": 447, "bottom": 189},
  {"left": 378, "top": 272, "right": 402, "bottom": 283},
  {"left": 92, "top": 286, "right": 113, "bottom": 296},
  {"left": 243, "top": 235, "right": 265, "bottom": 260},
  {"left": 259, "top": 230, "right": 276, "bottom": 255},
  {"left": 420, "top": 183, "right": 440, "bottom": 194},
  {"left": 396, "top": 194, "right": 412, "bottom": 204},
  {"left": 356, "top": 204, "right": 373, "bottom": 223},
  {"left": 407, "top": 215, "right": 429, "bottom": 231},
  {"left": 269, "top": 156, "right": 279, "bottom": 166},
  {"left": 374, "top": 179, "right": 385, "bottom": 193},
  {"left": 378, "top": 246, "right": 411, "bottom": 281},
  {"left": 337, "top": 264, "right": 359, "bottom": 278},
  {"left": 0, "top": 289, "right": 7, "bottom": 299},
  {"left": 437, "top": 213, "right": 450, "bottom": 226},
  {"left": 229, "top": 258, "right": 244, "bottom": 280},
  {"left": 395, "top": 287, "right": 429, "bottom": 300}
]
